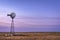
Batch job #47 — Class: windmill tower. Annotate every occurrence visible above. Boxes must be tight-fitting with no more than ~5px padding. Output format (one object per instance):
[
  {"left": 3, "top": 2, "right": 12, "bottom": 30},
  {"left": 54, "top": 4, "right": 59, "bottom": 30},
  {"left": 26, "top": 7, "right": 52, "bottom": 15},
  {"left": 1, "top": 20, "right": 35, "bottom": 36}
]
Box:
[{"left": 7, "top": 12, "right": 16, "bottom": 36}]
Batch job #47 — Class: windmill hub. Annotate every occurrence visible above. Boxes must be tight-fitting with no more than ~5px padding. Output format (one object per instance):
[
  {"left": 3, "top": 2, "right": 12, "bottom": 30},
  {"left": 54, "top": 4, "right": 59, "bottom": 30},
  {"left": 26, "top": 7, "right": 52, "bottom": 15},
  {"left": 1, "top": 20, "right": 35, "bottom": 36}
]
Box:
[{"left": 7, "top": 12, "right": 16, "bottom": 19}]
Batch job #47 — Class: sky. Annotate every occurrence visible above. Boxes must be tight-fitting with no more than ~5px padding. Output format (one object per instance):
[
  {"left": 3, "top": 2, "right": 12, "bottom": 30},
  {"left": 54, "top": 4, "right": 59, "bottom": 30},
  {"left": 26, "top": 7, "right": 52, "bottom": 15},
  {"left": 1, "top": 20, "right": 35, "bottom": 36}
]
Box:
[{"left": 0, "top": 0, "right": 60, "bottom": 32}]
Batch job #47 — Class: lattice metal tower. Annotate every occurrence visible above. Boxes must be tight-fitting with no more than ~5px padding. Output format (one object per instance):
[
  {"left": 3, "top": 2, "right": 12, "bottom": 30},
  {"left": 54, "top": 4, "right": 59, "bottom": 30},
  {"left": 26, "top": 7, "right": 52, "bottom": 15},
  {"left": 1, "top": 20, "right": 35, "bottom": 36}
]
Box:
[{"left": 7, "top": 12, "right": 16, "bottom": 36}]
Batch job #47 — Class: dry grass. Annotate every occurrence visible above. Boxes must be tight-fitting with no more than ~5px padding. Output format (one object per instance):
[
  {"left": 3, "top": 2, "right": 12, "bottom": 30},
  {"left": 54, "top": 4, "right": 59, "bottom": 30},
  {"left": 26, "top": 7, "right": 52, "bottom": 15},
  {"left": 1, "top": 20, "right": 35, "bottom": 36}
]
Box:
[{"left": 0, "top": 32, "right": 60, "bottom": 40}]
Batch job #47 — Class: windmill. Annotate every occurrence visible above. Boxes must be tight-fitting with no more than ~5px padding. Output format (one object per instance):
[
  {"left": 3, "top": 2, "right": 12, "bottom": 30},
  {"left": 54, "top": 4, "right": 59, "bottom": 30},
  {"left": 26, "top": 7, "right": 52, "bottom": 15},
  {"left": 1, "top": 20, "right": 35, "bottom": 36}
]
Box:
[{"left": 7, "top": 12, "right": 16, "bottom": 36}]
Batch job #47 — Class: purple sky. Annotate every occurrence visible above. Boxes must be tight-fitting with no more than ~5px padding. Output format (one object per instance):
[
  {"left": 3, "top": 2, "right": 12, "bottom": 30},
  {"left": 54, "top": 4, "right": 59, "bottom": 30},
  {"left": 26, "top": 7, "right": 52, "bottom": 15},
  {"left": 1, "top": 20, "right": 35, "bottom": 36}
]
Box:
[{"left": 0, "top": 0, "right": 60, "bottom": 32}]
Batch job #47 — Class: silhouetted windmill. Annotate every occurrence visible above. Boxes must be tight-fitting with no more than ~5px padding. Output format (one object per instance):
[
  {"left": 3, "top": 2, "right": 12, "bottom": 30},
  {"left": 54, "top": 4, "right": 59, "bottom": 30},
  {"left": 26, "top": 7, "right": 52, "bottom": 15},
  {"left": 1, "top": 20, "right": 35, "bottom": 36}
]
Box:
[{"left": 7, "top": 12, "right": 16, "bottom": 36}]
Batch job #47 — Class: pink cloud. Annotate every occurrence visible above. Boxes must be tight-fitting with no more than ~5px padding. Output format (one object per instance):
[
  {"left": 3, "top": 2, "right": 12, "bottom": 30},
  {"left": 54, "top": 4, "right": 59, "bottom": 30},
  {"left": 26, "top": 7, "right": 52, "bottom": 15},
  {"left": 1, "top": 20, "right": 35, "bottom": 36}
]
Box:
[{"left": 0, "top": 16, "right": 60, "bottom": 27}]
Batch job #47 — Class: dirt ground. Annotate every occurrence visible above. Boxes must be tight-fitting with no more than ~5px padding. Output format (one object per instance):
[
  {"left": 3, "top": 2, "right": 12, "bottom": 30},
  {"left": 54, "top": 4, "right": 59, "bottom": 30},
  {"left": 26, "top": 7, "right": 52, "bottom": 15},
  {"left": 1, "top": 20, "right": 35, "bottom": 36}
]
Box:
[{"left": 0, "top": 32, "right": 60, "bottom": 40}]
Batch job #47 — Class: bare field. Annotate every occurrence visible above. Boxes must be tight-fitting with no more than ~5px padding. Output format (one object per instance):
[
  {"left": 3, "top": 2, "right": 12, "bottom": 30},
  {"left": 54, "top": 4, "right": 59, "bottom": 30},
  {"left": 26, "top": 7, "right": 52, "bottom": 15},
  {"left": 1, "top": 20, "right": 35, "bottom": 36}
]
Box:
[{"left": 0, "top": 32, "right": 60, "bottom": 40}]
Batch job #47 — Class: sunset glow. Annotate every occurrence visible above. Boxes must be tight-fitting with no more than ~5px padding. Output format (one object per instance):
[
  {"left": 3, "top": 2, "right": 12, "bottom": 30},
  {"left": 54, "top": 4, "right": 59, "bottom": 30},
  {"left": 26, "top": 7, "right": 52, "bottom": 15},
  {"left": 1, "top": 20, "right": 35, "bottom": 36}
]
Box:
[{"left": 0, "top": 0, "right": 60, "bottom": 32}]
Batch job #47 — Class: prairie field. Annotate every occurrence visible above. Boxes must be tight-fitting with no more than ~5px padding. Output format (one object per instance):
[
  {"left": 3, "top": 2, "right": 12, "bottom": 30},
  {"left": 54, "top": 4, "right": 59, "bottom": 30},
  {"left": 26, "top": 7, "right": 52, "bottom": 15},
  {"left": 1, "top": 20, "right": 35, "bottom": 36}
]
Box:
[{"left": 0, "top": 32, "right": 60, "bottom": 40}]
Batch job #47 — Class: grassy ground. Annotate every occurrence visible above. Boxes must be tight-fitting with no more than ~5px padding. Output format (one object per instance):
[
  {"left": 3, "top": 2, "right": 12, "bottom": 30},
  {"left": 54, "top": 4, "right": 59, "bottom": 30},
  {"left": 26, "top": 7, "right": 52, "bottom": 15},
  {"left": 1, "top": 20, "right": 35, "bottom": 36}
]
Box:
[{"left": 0, "top": 32, "right": 60, "bottom": 40}]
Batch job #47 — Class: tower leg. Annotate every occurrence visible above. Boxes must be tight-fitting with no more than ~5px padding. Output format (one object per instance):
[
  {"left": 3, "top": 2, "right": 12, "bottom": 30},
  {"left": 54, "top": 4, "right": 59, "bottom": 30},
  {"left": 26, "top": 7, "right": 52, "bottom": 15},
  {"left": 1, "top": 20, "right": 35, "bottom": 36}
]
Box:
[{"left": 10, "top": 19, "right": 14, "bottom": 36}]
